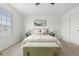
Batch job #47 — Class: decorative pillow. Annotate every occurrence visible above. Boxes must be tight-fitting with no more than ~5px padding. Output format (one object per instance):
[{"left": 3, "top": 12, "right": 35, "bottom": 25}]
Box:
[
  {"left": 33, "top": 29, "right": 41, "bottom": 35},
  {"left": 41, "top": 29, "right": 48, "bottom": 35},
  {"left": 33, "top": 28, "right": 48, "bottom": 35}
]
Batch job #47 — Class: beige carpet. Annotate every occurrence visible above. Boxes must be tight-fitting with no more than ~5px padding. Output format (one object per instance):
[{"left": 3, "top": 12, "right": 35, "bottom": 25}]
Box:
[
  {"left": 1, "top": 41, "right": 23, "bottom": 56},
  {"left": 1, "top": 39, "right": 76, "bottom": 56},
  {"left": 0, "top": 40, "right": 64, "bottom": 56}
]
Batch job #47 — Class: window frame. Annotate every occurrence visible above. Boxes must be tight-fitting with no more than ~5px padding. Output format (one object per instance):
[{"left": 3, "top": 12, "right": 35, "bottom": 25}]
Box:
[{"left": 0, "top": 7, "right": 12, "bottom": 37}]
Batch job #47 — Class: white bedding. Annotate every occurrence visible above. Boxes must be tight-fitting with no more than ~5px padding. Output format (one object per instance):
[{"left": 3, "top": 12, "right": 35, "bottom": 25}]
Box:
[
  {"left": 22, "top": 42, "right": 60, "bottom": 47},
  {"left": 21, "top": 34, "right": 61, "bottom": 47},
  {"left": 24, "top": 34, "right": 56, "bottom": 41}
]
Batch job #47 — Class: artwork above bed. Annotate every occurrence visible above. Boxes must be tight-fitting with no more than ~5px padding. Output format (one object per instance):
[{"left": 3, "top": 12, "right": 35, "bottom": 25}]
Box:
[{"left": 34, "top": 19, "right": 47, "bottom": 26}]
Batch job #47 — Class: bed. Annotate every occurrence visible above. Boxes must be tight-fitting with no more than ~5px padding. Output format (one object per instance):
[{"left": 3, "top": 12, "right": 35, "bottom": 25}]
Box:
[{"left": 21, "top": 28, "right": 62, "bottom": 56}]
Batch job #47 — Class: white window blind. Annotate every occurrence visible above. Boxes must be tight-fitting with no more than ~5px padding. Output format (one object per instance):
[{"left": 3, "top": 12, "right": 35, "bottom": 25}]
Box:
[{"left": 0, "top": 8, "right": 12, "bottom": 37}]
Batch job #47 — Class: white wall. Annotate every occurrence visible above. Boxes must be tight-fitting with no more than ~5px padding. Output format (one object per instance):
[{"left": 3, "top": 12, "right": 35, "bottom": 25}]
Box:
[
  {"left": 61, "top": 5, "right": 79, "bottom": 55},
  {"left": 61, "top": 5, "right": 79, "bottom": 42},
  {"left": 0, "top": 4, "right": 23, "bottom": 51},
  {"left": 23, "top": 16, "right": 62, "bottom": 39},
  {"left": 61, "top": 15, "right": 70, "bottom": 42}
]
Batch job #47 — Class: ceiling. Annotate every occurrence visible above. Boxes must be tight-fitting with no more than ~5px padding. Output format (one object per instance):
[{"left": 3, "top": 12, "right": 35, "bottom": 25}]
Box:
[{"left": 9, "top": 3, "right": 79, "bottom": 16}]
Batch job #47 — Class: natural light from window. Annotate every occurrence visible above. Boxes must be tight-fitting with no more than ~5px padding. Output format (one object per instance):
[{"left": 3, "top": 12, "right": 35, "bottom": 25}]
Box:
[{"left": 0, "top": 8, "right": 12, "bottom": 37}]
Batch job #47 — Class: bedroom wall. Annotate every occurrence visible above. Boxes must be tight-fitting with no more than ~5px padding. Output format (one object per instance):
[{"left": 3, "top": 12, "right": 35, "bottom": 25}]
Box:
[
  {"left": 61, "top": 5, "right": 79, "bottom": 55},
  {"left": 0, "top": 4, "right": 23, "bottom": 51},
  {"left": 61, "top": 5, "right": 79, "bottom": 42},
  {"left": 23, "top": 16, "right": 62, "bottom": 39}
]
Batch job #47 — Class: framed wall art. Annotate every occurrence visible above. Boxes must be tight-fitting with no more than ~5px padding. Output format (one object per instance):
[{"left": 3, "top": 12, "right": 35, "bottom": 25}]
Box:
[{"left": 34, "top": 19, "right": 47, "bottom": 26}]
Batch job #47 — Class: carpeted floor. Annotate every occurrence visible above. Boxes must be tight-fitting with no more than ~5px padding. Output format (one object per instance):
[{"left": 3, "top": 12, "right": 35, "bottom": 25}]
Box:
[
  {"left": 1, "top": 39, "right": 77, "bottom": 56},
  {"left": 1, "top": 41, "right": 23, "bottom": 56}
]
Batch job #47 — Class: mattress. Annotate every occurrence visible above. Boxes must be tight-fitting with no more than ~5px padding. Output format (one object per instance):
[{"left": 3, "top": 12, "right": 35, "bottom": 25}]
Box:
[{"left": 21, "top": 34, "right": 62, "bottom": 47}]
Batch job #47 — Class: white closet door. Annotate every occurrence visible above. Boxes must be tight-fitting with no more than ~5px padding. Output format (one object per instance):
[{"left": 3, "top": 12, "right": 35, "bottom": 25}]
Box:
[{"left": 71, "top": 12, "right": 79, "bottom": 45}]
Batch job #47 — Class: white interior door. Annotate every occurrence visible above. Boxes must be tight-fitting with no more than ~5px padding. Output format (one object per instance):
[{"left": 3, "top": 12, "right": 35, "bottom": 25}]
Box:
[{"left": 71, "top": 12, "right": 79, "bottom": 45}]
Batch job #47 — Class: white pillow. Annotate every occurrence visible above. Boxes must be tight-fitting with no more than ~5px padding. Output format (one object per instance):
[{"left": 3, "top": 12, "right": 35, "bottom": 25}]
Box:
[
  {"left": 41, "top": 29, "right": 48, "bottom": 35},
  {"left": 33, "top": 29, "right": 41, "bottom": 35},
  {"left": 33, "top": 28, "right": 48, "bottom": 35}
]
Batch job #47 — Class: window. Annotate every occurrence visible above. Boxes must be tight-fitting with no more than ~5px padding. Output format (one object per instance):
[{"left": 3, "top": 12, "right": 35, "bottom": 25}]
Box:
[{"left": 0, "top": 8, "right": 12, "bottom": 37}]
